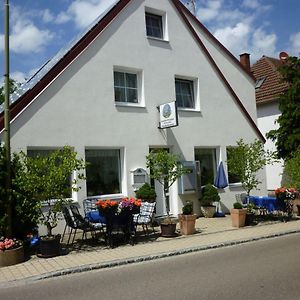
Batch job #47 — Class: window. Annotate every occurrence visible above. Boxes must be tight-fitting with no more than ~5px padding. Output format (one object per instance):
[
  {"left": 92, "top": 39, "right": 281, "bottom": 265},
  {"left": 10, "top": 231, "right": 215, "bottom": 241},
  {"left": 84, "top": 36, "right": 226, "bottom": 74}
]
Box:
[
  {"left": 27, "top": 149, "right": 72, "bottom": 198},
  {"left": 114, "top": 71, "right": 138, "bottom": 103},
  {"left": 194, "top": 148, "right": 217, "bottom": 186},
  {"left": 85, "top": 149, "right": 121, "bottom": 196},
  {"left": 226, "top": 147, "right": 241, "bottom": 184},
  {"left": 145, "top": 12, "right": 163, "bottom": 39},
  {"left": 175, "top": 78, "right": 195, "bottom": 108},
  {"left": 255, "top": 76, "right": 266, "bottom": 89}
]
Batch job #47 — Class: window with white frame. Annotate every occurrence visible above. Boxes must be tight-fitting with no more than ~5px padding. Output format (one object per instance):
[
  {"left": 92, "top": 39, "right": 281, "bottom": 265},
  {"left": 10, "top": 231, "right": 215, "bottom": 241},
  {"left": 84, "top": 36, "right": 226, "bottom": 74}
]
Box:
[
  {"left": 175, "top": 78, "right": 195, "bottom": 109},
  {"left": 194, "top": 148, "right": 217, "bottom": 186},
  {"left": 114, "top": 71, "right": 138, "bottom": 104},
  {"left": 85, "top": 149, "right": 121, "bottom": 196},
  {"left": 27, "top": 148, "right": 73, "bottom": 198},
  {"left": 145, "top": 12, "right": 163, "bottom": 39}
]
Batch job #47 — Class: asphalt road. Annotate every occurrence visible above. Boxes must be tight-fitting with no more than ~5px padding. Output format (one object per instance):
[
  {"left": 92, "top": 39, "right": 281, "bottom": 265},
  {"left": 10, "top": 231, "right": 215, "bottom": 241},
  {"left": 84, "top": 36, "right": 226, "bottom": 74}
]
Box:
[{"left": 2, "top": 233, "right": 300, "bottom": 300}]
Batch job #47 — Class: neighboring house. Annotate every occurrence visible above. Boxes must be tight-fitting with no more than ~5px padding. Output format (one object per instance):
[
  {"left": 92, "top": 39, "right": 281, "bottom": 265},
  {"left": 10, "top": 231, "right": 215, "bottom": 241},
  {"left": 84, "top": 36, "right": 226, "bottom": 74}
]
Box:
[
  {"left": 0, "top": 0, "right": 266, "bottom": 230},
  {"left": 251, "top": 54, "right": 288, "bottom": 192}
]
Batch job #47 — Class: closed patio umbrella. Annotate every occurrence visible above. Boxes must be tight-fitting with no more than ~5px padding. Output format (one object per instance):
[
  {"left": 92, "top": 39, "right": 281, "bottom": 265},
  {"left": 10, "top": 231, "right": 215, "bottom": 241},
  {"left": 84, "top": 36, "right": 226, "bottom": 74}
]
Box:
[{"left": 214, "top": 161, "right": 228, "bottom": 189}]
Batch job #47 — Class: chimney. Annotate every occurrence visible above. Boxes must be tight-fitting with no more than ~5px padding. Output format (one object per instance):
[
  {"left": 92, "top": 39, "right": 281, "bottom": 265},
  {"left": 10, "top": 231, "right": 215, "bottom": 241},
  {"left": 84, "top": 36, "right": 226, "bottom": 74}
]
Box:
[{"left": 239, "top": 53, "right": 250, "bottom": 72}]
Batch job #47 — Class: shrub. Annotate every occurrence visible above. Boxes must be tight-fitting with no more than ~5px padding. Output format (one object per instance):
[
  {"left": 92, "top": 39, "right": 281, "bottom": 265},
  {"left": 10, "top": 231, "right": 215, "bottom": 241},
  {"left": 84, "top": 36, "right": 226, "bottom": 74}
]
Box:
[
  {"left": 233, "top": 202, "right": 243, "bottom": 209},
  {"left": 182, "top": 202, "right": 193, "bottom": 215},
  {"left": 200, "top": 184, "right": 220, "bottom": 206},
  {"left": 135, "top": 183, "right": 156, "bottom": 201}
]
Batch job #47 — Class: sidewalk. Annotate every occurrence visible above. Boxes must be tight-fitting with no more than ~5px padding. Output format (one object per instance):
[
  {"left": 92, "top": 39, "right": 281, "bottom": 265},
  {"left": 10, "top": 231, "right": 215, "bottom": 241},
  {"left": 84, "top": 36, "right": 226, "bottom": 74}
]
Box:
[{"left": 1, "top": 216, "right": 300, "bottom": 287}]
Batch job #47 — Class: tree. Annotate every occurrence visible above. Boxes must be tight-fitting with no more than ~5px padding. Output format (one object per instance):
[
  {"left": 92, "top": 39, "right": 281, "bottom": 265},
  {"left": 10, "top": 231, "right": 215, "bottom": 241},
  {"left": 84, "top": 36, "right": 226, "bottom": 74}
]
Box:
[
  {"left": 226, "top": 139, "right": 274, "bottom": 196},
  {"left": 267, "top": 56, "right": 300, "bottom": 159},
  {"left": 284, "top": 149, "right": 300, "bottom": 191},
  {"left": 146, "top": 150, "right": 188, "bottom": 219},
  {"left": 0, "top": 78, "right": 19, "bottom": 104},
  {"left": 16, "top": 146, "right": 86, "bottom": 237}
]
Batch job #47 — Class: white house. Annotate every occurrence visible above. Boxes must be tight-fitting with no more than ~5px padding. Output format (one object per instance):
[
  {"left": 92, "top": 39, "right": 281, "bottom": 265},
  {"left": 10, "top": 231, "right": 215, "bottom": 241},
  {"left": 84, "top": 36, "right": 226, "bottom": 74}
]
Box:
[
  {"left": 251, "top": 54, "right": 288, "bottom": 193},
  {"left": 0, "top": 0, "right": 267, "bottom": 226}
]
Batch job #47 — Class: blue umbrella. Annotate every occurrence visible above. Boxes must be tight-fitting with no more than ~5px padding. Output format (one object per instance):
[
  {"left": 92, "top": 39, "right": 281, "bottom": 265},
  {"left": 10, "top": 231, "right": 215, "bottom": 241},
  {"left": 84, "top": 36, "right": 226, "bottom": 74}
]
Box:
[{"left": 214, "top": 161, "right": 228, "bottom": 189}]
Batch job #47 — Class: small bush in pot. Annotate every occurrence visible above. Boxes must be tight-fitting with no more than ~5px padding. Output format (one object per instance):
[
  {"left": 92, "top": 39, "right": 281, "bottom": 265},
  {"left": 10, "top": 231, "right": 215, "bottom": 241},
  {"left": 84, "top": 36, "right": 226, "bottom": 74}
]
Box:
[
  {"left": 200, "top": 184, "right": 220, "bottom": 218},
  {"left": 230, "top": 202, "right": 247, "bottom": 227},
  {"left": 179, "top": 201, "right": 197, "bottom": 235},
  {"left": 135, "top": 183, "right": 156, "bottom": 202}
]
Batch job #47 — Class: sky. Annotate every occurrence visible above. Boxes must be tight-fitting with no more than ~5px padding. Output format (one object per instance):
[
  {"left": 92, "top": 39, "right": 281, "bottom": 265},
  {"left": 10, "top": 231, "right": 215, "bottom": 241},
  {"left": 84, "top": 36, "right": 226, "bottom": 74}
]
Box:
[{"left": 0, "top": 0, "right": 299, "bottom": 85}]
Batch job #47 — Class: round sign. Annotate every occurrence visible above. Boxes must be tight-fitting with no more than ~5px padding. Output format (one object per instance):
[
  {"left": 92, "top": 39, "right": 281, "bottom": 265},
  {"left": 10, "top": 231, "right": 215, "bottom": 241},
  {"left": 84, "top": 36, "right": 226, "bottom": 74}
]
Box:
[{"left": 163, "top": 104, "right": 171, "bottom": 118}]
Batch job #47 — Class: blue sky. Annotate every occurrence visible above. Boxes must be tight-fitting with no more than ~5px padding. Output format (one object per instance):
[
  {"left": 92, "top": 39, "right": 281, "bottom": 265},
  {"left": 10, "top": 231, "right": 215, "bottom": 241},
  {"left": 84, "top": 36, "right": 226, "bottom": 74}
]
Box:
[{"left": 0, "top": 0, "right": 299, "bottom": 84}]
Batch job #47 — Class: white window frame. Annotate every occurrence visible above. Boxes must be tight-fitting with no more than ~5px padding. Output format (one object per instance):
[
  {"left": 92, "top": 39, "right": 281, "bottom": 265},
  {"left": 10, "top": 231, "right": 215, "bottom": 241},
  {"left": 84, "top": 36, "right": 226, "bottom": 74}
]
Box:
[
  {"left": 175, "top": 75, "right": 200, "bottom": 111},
  {"left": 145, "top": 7, "right": 169, "bottom": 42},
  {"left": 114, "top": 66, "right": 144, "bottom": 108}
]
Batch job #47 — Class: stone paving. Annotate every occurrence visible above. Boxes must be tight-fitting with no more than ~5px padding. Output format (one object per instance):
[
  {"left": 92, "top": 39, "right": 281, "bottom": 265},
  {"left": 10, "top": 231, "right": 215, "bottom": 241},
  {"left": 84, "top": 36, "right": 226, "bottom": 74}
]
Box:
[{"left": 1, "top": 215, "right": 300, "bottom": 287}]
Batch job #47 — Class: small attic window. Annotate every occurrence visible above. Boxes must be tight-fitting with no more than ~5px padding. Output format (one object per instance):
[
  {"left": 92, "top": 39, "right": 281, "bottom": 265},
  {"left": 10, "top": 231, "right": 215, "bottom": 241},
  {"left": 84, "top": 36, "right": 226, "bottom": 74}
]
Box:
[{"left": 255, "top": 77, "right": 266, "bottom": 89}]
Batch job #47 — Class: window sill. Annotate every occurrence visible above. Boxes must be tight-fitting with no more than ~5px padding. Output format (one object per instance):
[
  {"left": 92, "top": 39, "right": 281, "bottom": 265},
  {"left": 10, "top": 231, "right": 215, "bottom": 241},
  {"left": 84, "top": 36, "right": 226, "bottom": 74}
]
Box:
[
  {"left": 115, "top": 102, "right": 145, "bottom": 108},
  {"left": 177, "top": 107, "right": 200, "bottom": 113},
  {"left": 146, "top": 36, "right": 169, "bottom": 43},
  {"left": 229, "top": 183, "right": 243, "bottom": 188}
]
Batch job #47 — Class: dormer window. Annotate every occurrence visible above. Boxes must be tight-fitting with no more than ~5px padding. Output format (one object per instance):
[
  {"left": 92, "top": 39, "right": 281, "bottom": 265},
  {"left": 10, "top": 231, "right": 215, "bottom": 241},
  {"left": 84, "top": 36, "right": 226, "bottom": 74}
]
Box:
[{"left": 145, "top": 13, "right": 163, "bottom": 39}]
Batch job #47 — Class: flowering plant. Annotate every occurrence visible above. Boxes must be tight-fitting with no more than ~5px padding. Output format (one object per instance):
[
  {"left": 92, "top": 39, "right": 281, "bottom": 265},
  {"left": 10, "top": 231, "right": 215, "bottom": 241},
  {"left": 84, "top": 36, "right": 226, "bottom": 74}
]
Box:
[
  {"left": 119, "top": 197, "right": 142, "bottom": 213},
  {"left": 275, "top": 187, "right": 298, "bottom": 200},
  {"left": 95, "top": 199, "right": 119, "bottom": 215},
  {"left": 0, "top": 237, "right": 22, "bottom": 252}
]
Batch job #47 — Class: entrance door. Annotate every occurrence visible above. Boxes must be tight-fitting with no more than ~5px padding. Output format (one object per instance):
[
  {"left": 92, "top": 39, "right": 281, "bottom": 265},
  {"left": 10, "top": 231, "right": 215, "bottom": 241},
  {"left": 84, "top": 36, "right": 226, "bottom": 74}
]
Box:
[{"left": 149, "top": 148, "right": 169, "bottom": 217}]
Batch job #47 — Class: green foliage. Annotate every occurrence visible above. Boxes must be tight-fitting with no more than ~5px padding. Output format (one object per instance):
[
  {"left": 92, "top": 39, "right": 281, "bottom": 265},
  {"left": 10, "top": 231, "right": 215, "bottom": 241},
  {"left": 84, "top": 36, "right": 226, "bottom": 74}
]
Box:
[
  {"left": 146, "top": 150, "right": 189, "bottom": 216},
  {"left": 284, "top": 149, "right": 300, "bottom": 190},
  {"left": 0, "top": 78, "right": 19, "bottom": 104},
  {"left": 0, "top": 146, "right": 38, "bottom": 238},
  {"left": 16, "top": 146, "right": 86, "bottom": 236},
  {"left": 226, "top": 139, "right": 274, "bottom": 196},
  {"left": 200, "top": 184, "right": 220, "bottom": 206},
  {"left": 267, "top": 56, "right": 300, "bottom": 159},
  {"left": 233, "top": 202, "right": 243, "bottom": 209},
  {"left": 182, "top": 201, "right": 193, "bottom": 215},
  {"left": 135, "top": 183, "right": 156, "bottom": 201}
]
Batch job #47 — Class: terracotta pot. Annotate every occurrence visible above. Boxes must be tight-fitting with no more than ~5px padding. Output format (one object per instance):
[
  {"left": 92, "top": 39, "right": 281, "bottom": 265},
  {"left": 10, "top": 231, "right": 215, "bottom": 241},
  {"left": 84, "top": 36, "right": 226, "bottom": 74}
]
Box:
[
  {"left": 230, "top": 208, "right": 247, "bottom": 227},
  {"left": 200, "top": 205, "right": 216, "bottom": 218},
  {"left": 160, "top": 223, "right": 177, "bottom": 237},
  {"left": 0, "top": 246, "right": 25, "bottom": 267},
  {"left": 178, "top": 214, "right": 197, "bottom": 235}
]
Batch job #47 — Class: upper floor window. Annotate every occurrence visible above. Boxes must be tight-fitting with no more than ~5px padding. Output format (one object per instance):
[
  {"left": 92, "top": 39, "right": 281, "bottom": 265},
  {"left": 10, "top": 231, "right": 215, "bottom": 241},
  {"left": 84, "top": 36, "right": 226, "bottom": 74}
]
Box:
[
  {"left": 145, "top": 12, "right": 163, "bottom": 39},
  {"left": 114, "top": 71, "right": 138, "bottom": 104},
  {"left": 175, "top": 78, "right": 195, "bottom": 109}
]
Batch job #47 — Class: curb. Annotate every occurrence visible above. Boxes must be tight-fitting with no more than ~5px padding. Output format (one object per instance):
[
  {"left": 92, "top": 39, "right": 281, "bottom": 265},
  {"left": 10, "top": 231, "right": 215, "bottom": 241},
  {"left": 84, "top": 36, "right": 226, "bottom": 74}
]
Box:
[{"left": 21, "top": 229, "right": 300, "bottom": 283}]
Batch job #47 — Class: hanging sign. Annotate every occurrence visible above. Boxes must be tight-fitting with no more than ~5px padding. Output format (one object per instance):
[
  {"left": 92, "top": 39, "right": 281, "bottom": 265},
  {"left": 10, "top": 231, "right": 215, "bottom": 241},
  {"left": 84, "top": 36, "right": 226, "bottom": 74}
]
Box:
[{"left": 158, "top": 101, "right": 178, "bottom": 129}]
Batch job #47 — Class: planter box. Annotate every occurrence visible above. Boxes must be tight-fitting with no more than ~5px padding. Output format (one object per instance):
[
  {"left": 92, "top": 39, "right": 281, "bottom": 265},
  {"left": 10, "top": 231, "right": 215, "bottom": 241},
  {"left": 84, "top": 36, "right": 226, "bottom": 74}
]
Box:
[
  {"left": 230, "top": 208, "right": 247, "bottom": 228},
  {"left": 0, "top": 246, "right": 25, "bottom": 267},
  {"left": 178, "top": 214, "right": 197, "bottom": 235}
]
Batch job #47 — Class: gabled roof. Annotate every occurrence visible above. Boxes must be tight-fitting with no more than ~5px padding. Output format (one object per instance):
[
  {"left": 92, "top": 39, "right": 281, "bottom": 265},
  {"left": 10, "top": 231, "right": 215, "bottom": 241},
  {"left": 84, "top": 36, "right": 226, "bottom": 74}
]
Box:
[
  {"left": 251, "top": 56, "right": 289, "bottom": 105},
  {"left": 0, "top": 0, "right": 264, "bottom": 141}
]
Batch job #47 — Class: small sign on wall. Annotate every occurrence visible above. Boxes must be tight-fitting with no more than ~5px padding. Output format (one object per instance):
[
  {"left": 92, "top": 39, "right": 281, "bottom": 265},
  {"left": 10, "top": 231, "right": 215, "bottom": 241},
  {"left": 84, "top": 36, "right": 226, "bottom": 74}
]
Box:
[{"left": 158, "top": 101, "right": 178, "bottom": 129}]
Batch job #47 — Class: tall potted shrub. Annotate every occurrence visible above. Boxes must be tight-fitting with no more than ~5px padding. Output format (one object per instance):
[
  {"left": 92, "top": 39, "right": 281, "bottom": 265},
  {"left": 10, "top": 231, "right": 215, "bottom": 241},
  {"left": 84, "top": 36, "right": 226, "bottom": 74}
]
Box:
[
  {"left": 17, "top": 146, "right": 85, "bottom": 257},
  {"left": 135, "top": 183, "right": 156, "bottom": 202},
  {"left": 146, "top": 150, "right": 189, "bottom": 237},
  {"left": 199, "top": 184, "right": 220, "bottom": 218}
]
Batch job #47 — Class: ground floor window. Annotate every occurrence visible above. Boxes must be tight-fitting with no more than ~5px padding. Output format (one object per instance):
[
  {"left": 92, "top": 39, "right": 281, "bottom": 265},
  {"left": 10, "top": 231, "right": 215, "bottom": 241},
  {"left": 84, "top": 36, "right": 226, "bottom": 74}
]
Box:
[
  {"left": 85, "top": 149, "right": 121, "bottom": 196},
  {"left": 194, "top": 148, "right": 217, "bottom": 186},
  {"left": 226, "top": 147, "right": 241, "bottom": 184}
]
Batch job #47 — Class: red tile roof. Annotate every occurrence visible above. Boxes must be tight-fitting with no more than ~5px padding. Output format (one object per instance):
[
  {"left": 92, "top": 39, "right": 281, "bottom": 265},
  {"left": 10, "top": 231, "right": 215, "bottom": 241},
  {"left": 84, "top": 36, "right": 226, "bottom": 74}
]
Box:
[{"left": 251, "top": 56, "right": 288, "bottom": 105}]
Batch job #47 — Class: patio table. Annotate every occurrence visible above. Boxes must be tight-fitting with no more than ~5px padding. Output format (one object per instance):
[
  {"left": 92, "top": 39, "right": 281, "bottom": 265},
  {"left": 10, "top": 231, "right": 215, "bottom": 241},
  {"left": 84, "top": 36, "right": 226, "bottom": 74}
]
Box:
[{"left": 248, "top": 196, "right": 278, "bottom": 213}]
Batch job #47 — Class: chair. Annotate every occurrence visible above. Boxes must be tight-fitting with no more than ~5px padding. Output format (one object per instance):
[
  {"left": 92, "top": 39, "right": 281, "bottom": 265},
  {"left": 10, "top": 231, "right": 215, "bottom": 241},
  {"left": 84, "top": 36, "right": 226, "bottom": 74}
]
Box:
[
  {"left": 61, "top": 206, "right": 81, "bottom": 245},
  {"left": 69, "top": 205, "right": 105, "bottom": 242},
  {"left": 133, "top": 202, "right": 156, "bottom": 235},
  {"left": 83, "top": 198, "right": 107, "bottom": 226}
]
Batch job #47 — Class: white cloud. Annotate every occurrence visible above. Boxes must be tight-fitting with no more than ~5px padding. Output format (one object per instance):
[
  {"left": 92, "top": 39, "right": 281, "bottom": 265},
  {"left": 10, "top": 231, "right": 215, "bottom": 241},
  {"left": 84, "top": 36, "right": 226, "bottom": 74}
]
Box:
[
  {"left": 41, "top": 9, "right": 55, "bottom": 23},
  {"left": 242, "top": 0, "right": 260, "bottom": 9},
  {"left": 288, "top": 32, "right": 300, "bottom": 56},
  {"left": 251, "top": 28, "right": 277, "bottom": 58},
  {"left": 67, "top": 0, "right": 118, "bottom": 29},
  {"left": 10, "top": 71, "right": 26, "bottom": 84},
  {"left": 197, "top": 0, "right": 223, "bottom": 22},
  {"left": 55, "top": 12, "right": 72, "bottom": 24}
]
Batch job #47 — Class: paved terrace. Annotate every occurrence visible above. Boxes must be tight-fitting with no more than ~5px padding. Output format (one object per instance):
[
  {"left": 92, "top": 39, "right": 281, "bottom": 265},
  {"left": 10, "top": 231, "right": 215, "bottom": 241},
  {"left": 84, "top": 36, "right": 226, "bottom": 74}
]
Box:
[{"left": 1, "top": 216, "right": 300, "bottom": 287}]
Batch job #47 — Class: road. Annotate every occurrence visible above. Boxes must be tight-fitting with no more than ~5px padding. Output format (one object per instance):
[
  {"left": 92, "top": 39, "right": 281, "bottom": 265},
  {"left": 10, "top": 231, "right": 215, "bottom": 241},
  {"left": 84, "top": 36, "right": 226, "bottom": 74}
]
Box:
[{"left": 2, "top": 233, "right": 300, "bottom": 300}]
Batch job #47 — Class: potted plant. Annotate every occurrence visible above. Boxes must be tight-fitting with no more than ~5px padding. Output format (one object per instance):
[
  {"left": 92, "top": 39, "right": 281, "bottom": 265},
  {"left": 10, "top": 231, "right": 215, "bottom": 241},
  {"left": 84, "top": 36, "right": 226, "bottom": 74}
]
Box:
[
  {"left": 146, "top": 150, "right": 189, "bottom": 237},
  {"left": 230, "top": 202, "right": 247, "bottom": 227},
  {"left": 0, "top": 237, "right": 24, "bottom": 267},
  {"left": 17, "top": 146, "right": 85, "bottom": 257},
  {"left": 199, "top": 184, "right": 220, "bottom": 218},
  {"left": 135, "top": 183, "right": 156, "bottom": 202},
  {"left": 245, "top": 203, "right": 256, "bottom": 226},
  {"left": 178, "top": 201, "right": 197, "bottom": 235}
]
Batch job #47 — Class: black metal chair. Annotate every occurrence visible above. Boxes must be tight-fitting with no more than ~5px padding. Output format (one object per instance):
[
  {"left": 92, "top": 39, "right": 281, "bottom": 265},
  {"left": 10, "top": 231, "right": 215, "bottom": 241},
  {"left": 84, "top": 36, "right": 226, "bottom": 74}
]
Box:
[{"left": 61, "top": 206, "right": 80, "bottom": 245}]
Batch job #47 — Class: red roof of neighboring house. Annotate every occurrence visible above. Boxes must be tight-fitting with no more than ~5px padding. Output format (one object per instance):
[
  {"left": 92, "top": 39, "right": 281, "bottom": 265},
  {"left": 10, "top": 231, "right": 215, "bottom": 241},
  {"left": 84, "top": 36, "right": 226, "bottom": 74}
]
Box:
[
  {"left": 251, "top": 56, "right": 288, "bottom": 105},
  {"left": 0, "top": 0, "right": 264, "bottom": 141}
]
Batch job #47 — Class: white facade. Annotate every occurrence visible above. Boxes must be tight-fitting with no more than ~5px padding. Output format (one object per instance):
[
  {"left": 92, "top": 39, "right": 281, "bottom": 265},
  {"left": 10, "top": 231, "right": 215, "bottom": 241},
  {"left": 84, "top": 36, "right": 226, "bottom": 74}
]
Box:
[
  {"left": 0, "top": 0, "right": 267, "bottom": 231},
  {"left": 257, "top": 101, "right": 284, "bottom": 191}
]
